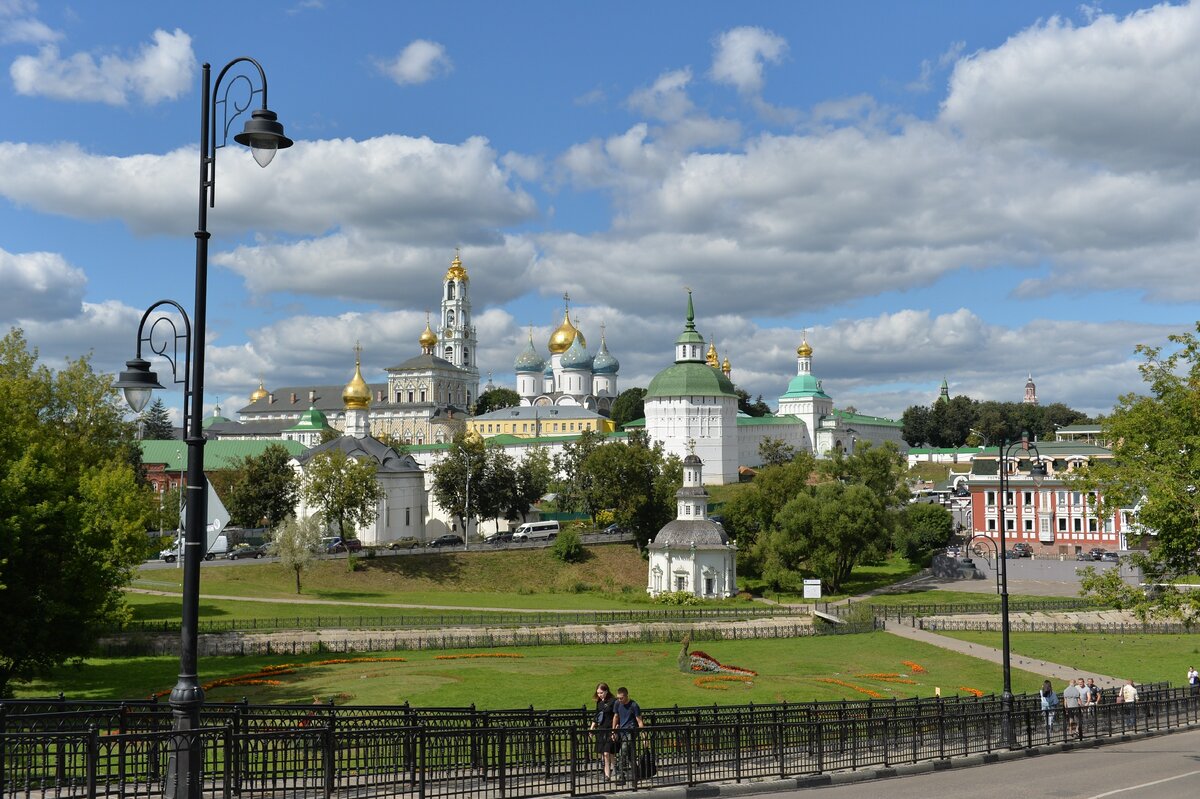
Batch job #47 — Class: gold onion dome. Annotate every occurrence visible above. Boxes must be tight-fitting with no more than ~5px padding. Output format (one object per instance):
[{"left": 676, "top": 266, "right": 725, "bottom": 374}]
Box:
[
  {"left": 706, "top": 340, "right": 719, "bottom": 367},
  {"left": 797, "top": 339, "right": 813, "bottom": 358},
  {"left": 721, "top": 356, "right": 731, "bottom": 371},
  {"left": 419, "top": 316, "right": 438, "bottom": 349},
  {"left": 342, "top": 349, "right": 372, "bottom": 410},
  {"left": 445, "top": 250, "right": 469, "bottom": 282},
  {"left": 548, "top": 308, "right": 579, "bottom": 354},
  {"left": 249, "top": 379, "right": 268, "bottom": 402}
]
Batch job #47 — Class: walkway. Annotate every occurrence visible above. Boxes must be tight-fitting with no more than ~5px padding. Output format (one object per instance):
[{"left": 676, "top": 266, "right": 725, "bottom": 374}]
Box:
[{"left": 883, "top": 618, "right": 1122, "bottom": 688}]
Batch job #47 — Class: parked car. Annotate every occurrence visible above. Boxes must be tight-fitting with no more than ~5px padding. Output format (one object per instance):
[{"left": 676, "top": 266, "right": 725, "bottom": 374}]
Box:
[
  {"left": 229, "top": 543, "right": 268, "bottom": 560},
  {"left": 388, "top": 536, "right": 421, "bottom": 550},
  {"left": 161, "top": 533, "right": 229, "bottom": 563},
  {"left": 601, "top": 523, "right": 624, "bottom": 535},
  {"left": 1101, "top": 551, "right": 1121, "bottom": 562},
  {"left": 488, "top": 532, "right": 514, "bottom": 545},
  {"left": 1075, "top": 551, "right": 1092, "bottom": 561},
  {"left": 511, "top": 520, "right": 560, "bottom": 541},
  {"left": 325, "top": 536, "right": 363, "bottom": 554},
  {"left": 1088, "top": 547, "right": 1107, "bottom": 560},
  {"left": 428, "top": 534, "right": 464, "bottom": 548},
  {"left": 1010, "top": 543, "right": 1033, "bottom": 558}
]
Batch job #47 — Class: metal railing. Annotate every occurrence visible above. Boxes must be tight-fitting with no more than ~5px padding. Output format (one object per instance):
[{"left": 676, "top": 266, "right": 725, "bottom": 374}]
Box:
[
  {"left": 919, "top": 618, "right": 1197, "bottom": 634},
  {"left": 831, "top": 597, "right": 1096, "bottom": 622},
  {"left": 3, "top": 688, "right": 1197, "bottom": 798}
]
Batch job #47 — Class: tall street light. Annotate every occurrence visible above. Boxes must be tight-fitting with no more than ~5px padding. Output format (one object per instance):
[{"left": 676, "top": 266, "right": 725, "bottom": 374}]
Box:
[
  {"left": 995, "top": 432, "right": 1046, "bottom": 745},
  {"left": 114, "top": 58, "right": 290, "bottom": 799}
]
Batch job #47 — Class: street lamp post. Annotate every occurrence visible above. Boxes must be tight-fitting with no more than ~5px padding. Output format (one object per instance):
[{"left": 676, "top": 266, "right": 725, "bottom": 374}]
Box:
[
  {"left": 114, "top": 58, "right": 290, "bottom": 799},
  {"left": 995, "top": 432, "right": 1046, "bottom": 746}
]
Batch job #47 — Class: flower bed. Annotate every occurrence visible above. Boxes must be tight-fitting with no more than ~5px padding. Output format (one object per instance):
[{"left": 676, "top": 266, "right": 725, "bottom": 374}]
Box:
[{"left": 433, "top": 653, "right": 524, "bottom": 660}]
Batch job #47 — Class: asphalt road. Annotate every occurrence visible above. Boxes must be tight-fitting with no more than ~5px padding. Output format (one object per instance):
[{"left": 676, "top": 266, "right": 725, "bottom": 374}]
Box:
[{"left": 756, "top": 728, "right": 1200, "bottom": 799}]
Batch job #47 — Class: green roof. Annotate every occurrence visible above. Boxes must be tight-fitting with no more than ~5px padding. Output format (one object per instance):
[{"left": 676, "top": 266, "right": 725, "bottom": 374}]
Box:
[
  {"left": 285, "top": 406, "right": 331, "bottom": 432},
  {"left": 646, "top": 362, "right": 737, "bottom": 399},
  {"left": 736, "top": 414, "right": 803, "bottom": 427},
  {"left": 833, "top": 409, "right": 903, "bottom": 428},
  {"left": 779, "top": 373, "right": 830, "bottom": 400},
  {"left": 140, "top": 439, "right": 307, "bottom": 471},
  {"left": 908, "top": 447, "right": 980, "bottom": 454}
]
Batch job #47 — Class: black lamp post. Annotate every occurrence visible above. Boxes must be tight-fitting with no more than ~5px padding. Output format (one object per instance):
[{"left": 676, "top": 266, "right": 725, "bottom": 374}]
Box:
[
  {"left": 995, "top": 432, "right": 1046, "bottom": 745},
  {"left": 115, "top": 58, "right": 290, "bottom": 799}
]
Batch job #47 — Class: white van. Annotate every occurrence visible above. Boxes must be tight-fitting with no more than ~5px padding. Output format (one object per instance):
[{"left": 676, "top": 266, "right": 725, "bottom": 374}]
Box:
[
  {"left": 160, "top": 534, "right": 229, "bottom": 563},
  {"left": 511, "top": 520, "right": 560, "bottom": 542}
]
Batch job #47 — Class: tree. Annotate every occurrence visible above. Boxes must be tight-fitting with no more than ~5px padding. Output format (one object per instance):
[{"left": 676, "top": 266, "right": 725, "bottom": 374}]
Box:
[
  {"left": 474, "top": 387, "right": 521, "bottom": 416},
  {"left": 552, "top": 429, "right": 604, "bottom": 517},
  {"left": 318, "top": 427, "right": 341, "bottom": 445},
  {"left": 138, "top": 397, "right": 175, "bottom": 440},
  {"left": 551, "top": 528, "right": 586, "bottom": 563},
  {"left": 735, "top": 388, "right": 770, "bottom": 417},
  {"left": 758, "top": 437, "right": 795, "bottom": 467},
  {"left": 0, "top": 329, "right": 150, "bottom": 696},
  {"left": 274, "top": 514, "right": 324, "bottom": 593},
  {"left": 226, "top": 444, "right": 299, "bottom": 529},
  {"left": 721, "top": 452, "right": 816, "bottom": 555},
  {"left": 429, "top": 433, "right": 489, "bottom": 536},
  {"left": 609, "top": 387, "right": 647, "bottom": 428},
  {"left": 376, "top": 431, "right": 410, "bottom": 454},
  {"left": 1075, "top": 324, "right": 1200, "bottom": 619},
  {"left": 894, "top": 503, "right": 954, "bottom": 561},
  {"left": 901, "top": 405, "right": 931, "bottom": 447},
  {"left": 506, "top": 446, "right": 552, "bottom": 523},
  {"left": 578, "top": 429, "right": 680, "bottom": 545},
  {"left": 756, "top": 481, "right": 891, "bottom": 592},
  {"left": 302, "top": 450, "right": 382, "bottom": 539}
]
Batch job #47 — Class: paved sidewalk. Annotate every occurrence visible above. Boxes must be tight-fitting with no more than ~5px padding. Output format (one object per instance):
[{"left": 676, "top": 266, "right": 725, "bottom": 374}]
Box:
[{"left": 882, "top": 619, "right": 1122, "bottom": 687}]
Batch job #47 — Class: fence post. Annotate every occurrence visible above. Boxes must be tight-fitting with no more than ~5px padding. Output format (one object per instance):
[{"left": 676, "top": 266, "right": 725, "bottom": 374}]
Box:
[
  {"left": 417, "top": 728, "right": 427, "bottom": 799},
  {"left": 543, "top": 712, "right": 553, "bottom": 779},
  {"left": 322, "top": 720, "right": 336, "bottom": 799},
  {"left": 734, "top": 718, "right": 743, "bottom": 782},
  {"left": 685, "top": 725, "right": 694, "bottom": 786},
  {"left": 569, "top": 727, "right": 578, "bottom": 797},
  {"left": 882, "top": 718, "right": 890, "bottom": 768},
  {"left": 222, "top": 722, "right": 233, "bottom": 799},
  {"left": 777, "top": 716, "right": 786, "bottom": 779},
  {"left": 816, "top": 720, "right": 824, "bottom": 774},
  {"left": 937, "top": 698, "right": 946, "bottom": 760},
  {"left": 498, "top": 729, "right": 507, "bottom": 799},
  {"left": 86, "top": 726, "right": 99, "bottom": 799}
]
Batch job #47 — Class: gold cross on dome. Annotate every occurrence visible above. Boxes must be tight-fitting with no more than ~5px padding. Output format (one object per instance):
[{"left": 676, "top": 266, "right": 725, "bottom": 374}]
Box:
[{"left": 354, "top": 340, "right": 362, "bottom": 363}]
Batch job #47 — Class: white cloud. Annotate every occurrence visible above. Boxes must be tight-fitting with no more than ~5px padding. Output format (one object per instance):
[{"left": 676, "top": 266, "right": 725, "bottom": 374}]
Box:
[
  {"left": 17, "top": 299, "right": 143, "bottom": 373},
  {"left": 0, "top": 1, "right": 59, "bottom": 45},
  {"left": 10, "top": 28, "right": 194, "bottom": 105},
  {"left": 0, "top": 245, "right": 86, "bottom": 322},
  {"left": 710, "top": 26, "right": 787, "bottom": 95},
  {"left": 378, "top": 39, "right": 452, "bottom": 86},
  {"left": 628, "top": 68, "right": 695, "bottom": 120}
]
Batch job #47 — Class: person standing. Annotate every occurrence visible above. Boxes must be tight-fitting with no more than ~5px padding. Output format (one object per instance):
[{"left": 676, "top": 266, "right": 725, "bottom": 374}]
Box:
[
  {"left": 611, "top": 687, "right": 645, "bottom": 785},
  {"left": 1187, "top": 666, "right": 1198, "bottom": 696},
  {"left": 1062, "top": 679, "right": 1082, "bottom": 739},
  {"left": 1040, "top": 680, "right": 1058, "bottom": 734},
  {"left": 1120, "top": 679, "right": 1138, "bottom": 729},
  {"left": 588, "top": 683, "right": 617, "bottom": 780}
]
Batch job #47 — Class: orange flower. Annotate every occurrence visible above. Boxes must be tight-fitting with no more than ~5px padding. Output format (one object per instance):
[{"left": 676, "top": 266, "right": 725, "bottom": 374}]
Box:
[
  {"left": 901, "top": 661, "right": 926, "bottom": 673},
  {"left": 856, "top": 674, "right": 917, "bottom": 684},
  {"left": 816, "top": 678, "right": 884, "bottom": 699},
  {"left": 433, "top": 653, "right": 524, "bottom": 660},
  {"left": 695, "top": 675, "right": 753, "bottom": 690},
  {"left": 958, "top": 686, "right": 985, "bottom": 698}
]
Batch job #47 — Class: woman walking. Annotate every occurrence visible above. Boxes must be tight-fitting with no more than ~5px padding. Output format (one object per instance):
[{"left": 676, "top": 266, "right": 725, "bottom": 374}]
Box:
[
  {"left": 588, "top": 683, "right": 617, "bottom": 779},
  {"left": 1040, "top": 680, "right": 1059, "bottom": 736}
]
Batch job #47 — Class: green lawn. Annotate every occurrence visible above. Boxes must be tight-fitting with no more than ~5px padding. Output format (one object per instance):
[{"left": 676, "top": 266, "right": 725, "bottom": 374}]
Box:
[
  {"left": 17, "top": 633, "right": 1051, "bottom": 707},
  {"left": 743, "top": 554, "right": 926, "bottom": 603},
  {"left": 939, "top": 631, "right": 1200, "bottom": 686}
]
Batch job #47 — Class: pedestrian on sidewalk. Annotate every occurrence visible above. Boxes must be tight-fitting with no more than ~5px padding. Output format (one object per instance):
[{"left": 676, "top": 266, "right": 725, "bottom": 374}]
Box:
[
  {"left": 1187, "top": 666, "right": 1198, "bottom": 696},
  {"left": 588, "top": 683, "right": 617, "bottom": 779},
  {"left": 1119, "top": 679, "right": 1138, "bottom": 729},
  {"left": 1062, "top": 679, "right": 1082, "bottom": 739},
  {"left": 1040, "top": 680, "right": 1058, "bottom": 734},
  {"left": 611, "top": 687, "right": 645, "bottom": 785}
]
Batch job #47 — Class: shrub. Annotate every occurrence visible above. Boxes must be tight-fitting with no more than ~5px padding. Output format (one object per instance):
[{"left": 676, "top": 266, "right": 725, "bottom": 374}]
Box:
[
  {"left": 655, "top": 591, "right": 702, "bottom": 606},
  {"left": 551, "top": 529, "right": 586, "bottom": 563}
]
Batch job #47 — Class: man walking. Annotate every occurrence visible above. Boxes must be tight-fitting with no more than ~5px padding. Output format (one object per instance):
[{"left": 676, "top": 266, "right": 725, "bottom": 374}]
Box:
[
  {"left": 1119, "top": 679, "right": 1138, "bottom": 729},
  {"left": 1062, "top": 678, "right": 1082, "bottom": 739},
  {"left": 611, "top": 687, "right": 645, "bottom": 785}
]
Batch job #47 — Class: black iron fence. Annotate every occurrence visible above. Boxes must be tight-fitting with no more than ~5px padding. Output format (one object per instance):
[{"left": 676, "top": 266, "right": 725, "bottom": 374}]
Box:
[
  {"left": 831, "top": 597, "right": 1096, "bottom": 622},
  {"left": 920, "top": 618, "right": 1197, "bottom": 634},
  {"left": 117, "top": 606, "right": 797, "bottom": 636},
  {"left": 3, "top": 688, "right": 1197, "bottom": 799}
]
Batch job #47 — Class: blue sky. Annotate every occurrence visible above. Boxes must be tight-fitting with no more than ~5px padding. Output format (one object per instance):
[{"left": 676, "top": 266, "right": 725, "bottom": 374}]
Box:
[{"left": 1, "top": 0, "right": 1197, "bottom": 422}]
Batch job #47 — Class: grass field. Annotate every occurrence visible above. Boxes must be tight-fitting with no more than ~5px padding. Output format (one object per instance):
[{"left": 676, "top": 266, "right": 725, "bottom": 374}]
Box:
[
  {"left": 939, "top": 631, "right": 1200, "bottom": 685},
  {"left": 122, "top": 593, "right": 527, "bottom": 624},
  {"left": 17, "top": 633, "right": 1051, "bottom": 706},
  {"left": 742, "top": 554, "right": 926, "bottom": 603}
]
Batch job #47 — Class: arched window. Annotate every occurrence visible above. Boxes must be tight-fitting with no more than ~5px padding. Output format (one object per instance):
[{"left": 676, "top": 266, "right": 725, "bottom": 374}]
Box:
[
  {"left": 445, "top": 310, "right": 454, "bottom": 327},
  {"left": 463, "top": 348, "right": 470, "bottom": 364},
  {"left": 444, "top": 345, "right": 454, "bottom": 361},
  {"left": 447, "top": 283, "right": 456, "bottom": 300}
]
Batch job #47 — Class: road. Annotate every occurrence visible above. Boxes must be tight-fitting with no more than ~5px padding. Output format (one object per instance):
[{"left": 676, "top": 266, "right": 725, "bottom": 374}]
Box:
[{"left": 755, "top": 728, "right": 1200, "bottom": 799}]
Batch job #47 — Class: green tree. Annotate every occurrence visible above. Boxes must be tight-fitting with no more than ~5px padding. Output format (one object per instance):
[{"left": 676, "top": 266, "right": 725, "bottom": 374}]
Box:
[
  {"left": 609, "top": 387, "right": 647, "bottom": 427},
  {"left": 507, "top": 446, "right": 552, "bottom": 523},
  {"left": 551, "top": 429, "right": 604, "bottom": 517},
  {"left": 274, "top": 513, "right": 324, "bottom": 593},
  {"left": 429, "top": 434, "right": 489, "bottom": 536},
  {"left": 894, "top": 503, "right": 954, "bottom": 561},
  {"left": 226, "top": 443, "right": 299, "bottom": 529},
  {"left": 301, "top": 449, "right": 382, "bottom": 539},
  {"left": 1074, "top": 324, "right": 1200, "bottom": 619},
  {"left": 901, "top": 405, "right": 931, "bottom": 447},
  {"left": 758, "top": 437, "right": 796, "bottom": 467},
  {"left": 474, "top": 387, "right": 521, "bottom": 416},
  {"left": 138, "top": 397, "right": 175, "bottom": 440},
  {"left": 721, "top": 452, "right": 816, "bottom": 555},
  {"left": 551, "top": 528, "right": 586, "bottom": 563},
  {"left": 318, "top": 427, "right": 341, "bottom": 445},
  {"left": 735, "top": 388, "right": 771, "bottom": 417},
  {"left": 0, "top": 329, "right": 150, "bottom": 696},
  {"left": 579, "top": 429, "right": 680, "bottom": 545},
  {"left": 756, "top": 481, "right": 891, "bottom": 593}
]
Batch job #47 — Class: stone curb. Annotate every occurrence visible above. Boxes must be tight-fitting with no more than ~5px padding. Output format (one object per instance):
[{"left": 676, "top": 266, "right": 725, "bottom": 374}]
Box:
[{"left": 584, "top": 721, "right": 1200, "bottom": 799}]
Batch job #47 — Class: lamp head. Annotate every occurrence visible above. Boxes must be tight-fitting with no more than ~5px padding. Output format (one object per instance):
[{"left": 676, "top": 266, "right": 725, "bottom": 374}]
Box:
[
  {"left": 114, "top": 357, "right": 165, "bottom": 412},
  {"left": 233, "top": 108, "right": 293, "bottom": 168},
  {"left": 1029, "top": 458, "right": 1048, "bottom": 488}
]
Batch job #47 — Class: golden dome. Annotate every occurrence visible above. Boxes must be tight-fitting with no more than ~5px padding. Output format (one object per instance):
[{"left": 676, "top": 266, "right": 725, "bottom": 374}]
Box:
[
  {"left": 548, "top": 307, "right": 579, "bottom": 354},
  {"left": 249, "top": 379, "right": 268, "bottom": 402},
  {"left": 445, "top": 249, "right": 469, "bottom": 282},
  {"left": 342, "top": 346, "right": 371, "bottom": 410},
  {"left": 721, "top": 356, "right": 731, "bottom": 372},
  {"left": 797, "top": 339, "right": 813, "bottom": 358},
  {"left": 419, "top": 313, "right": 438, "bottom": 349},
  {"left": 706, "top": 340, "right": 719, "bottom": 367}
]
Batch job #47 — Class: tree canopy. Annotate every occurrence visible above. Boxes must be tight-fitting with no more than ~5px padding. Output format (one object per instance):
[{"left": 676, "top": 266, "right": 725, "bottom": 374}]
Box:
[
  {"left": 474, "top": 387, "right": 521, "bottom": 416},
  {"left": 1075, "top": 324, "right": 1200, "bottom": 620},
  {"left": 0, "top": 329, "right": 150, "bottom": 696},
  {"left": 301, "top": 449, "right": 382, "bottom": 539},
  {"left": 138, "top": 397, "right": 175, "bottom": 440},
  {"left": 609, "top": 387, "right": 647, "bottom": 428},
  {"left": 901, "top": 394, "right": 1089, "bottom": 447},
  {"left": 225, "top": 443, "right": 299, "bottom": 530}
]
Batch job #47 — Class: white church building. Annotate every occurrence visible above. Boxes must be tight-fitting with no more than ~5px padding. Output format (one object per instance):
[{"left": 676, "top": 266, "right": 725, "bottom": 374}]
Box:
[{"left": 647, "top": 453, "right": 737, "bottom": 598}]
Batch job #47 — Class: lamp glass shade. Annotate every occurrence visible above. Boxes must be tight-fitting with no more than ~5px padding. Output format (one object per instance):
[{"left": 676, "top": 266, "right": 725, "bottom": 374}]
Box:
[
  {"left": 251, "top": 143, "right": 277, "bottom": 168},
  {"left": 233, "top": 108, "right": 292, "bottom": 169},
  {"left": 1029, "top": 460, "right": 1048, "bottom": 488},
  {"left": 123, "top": 386, "right": 153, "bottom": 413}
]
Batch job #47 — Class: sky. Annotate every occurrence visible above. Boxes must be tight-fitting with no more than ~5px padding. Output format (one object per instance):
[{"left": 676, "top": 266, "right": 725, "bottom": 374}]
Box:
[{"left": 2, "top": 0, "right": 1198, "bottom": 423}]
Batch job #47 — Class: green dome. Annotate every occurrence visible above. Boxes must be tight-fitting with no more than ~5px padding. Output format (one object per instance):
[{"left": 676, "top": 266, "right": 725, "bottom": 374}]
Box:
[
  {"left": 780, "top": 373, "right": 831, "bottom": 399},
  {"left": 286, "top": 405, "right": 331, "bottom": 431},
  {"left": 514, "top": 336, "right": 545, "bottom": 373},
  {"left": 646, "top": 362, "right": 738, "bottom": 399}
]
